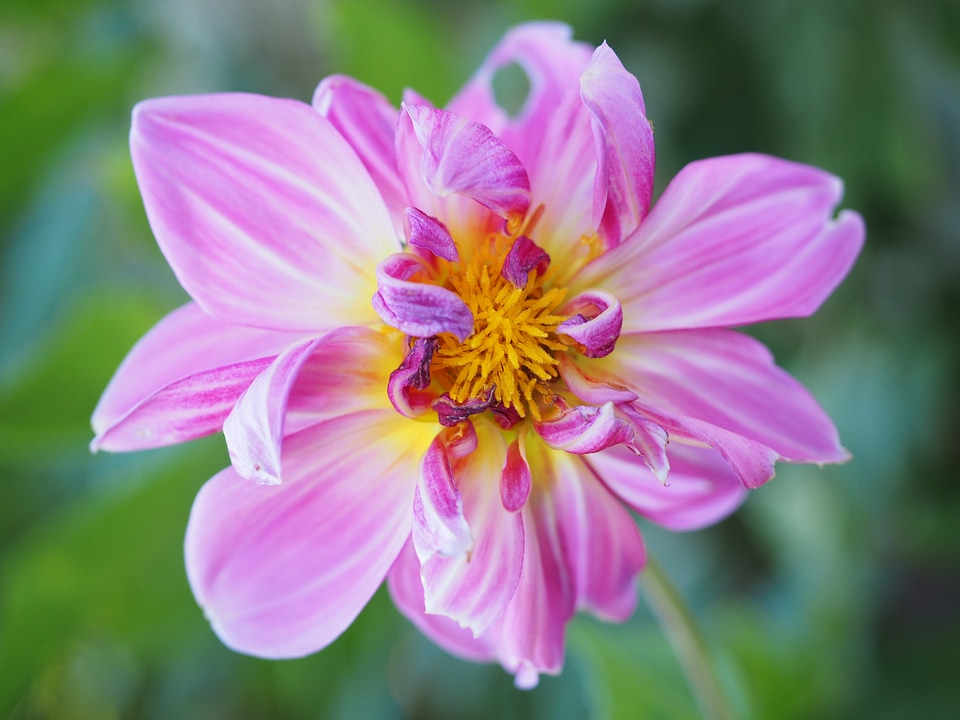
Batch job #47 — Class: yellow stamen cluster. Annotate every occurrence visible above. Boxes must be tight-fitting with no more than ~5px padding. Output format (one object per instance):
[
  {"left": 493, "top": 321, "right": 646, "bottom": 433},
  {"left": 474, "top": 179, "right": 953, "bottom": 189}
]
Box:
[{"left": 433, "top": 237, "right": 568, "bottom": 421}]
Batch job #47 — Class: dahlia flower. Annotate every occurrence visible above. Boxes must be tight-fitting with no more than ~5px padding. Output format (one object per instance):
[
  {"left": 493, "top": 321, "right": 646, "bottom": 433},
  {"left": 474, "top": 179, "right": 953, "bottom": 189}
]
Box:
[{"left": 91, "top": 22, "right": 863, "bottom": 687}]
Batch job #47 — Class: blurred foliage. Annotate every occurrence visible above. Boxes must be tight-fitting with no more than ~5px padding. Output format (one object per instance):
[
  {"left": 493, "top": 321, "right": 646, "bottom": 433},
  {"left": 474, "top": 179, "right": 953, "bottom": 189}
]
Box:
[{"left": 2, "top": 0, "right": 959, "bottom": 718}]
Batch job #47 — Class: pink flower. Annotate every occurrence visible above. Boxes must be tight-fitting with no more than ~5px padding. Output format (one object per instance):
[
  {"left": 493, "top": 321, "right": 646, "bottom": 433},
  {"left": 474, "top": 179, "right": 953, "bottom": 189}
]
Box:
[{"left": 91, "top": 22, "right": 863, "bottom": 688}]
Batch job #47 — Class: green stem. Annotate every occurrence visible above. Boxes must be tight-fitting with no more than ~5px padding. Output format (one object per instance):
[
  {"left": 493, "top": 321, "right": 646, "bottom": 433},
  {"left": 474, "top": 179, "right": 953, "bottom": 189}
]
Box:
[{"left": 640, "top": 557, "right": 734, "bottom": 720}]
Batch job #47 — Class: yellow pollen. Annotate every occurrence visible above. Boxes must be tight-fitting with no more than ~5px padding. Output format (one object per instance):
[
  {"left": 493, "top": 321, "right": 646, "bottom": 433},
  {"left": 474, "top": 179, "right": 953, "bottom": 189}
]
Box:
[{"left": 433, "top": 236, "right": 568, "bottom": 421}]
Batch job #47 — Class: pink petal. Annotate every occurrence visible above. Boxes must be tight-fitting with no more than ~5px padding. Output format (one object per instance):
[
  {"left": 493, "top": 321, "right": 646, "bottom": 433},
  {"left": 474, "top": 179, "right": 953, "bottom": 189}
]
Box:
[
  {"left": 185, "top": 409, "right": 430, "bottom": 658},
  {"left": 534, "top": 399, "right": 635, "bottom": 455},
  {"left": 587, "top": 442, "right": 748, "bottom": 531},
  {"left": 91, "top": 302, "right": 300, "bottom": 443},
  {"left": 606, "top": 329, "right": 848, "bottom": 464},
  {"left": 387, "top": 538, "right": 497, "bottom": 663},
  {"left": 412, "top": 436, "right": 473, "bottom": 562},
  {"left": 404, "top": 207, "right": 459, "bottom": 262},
  {"left": 525, "top": 437, "right": 646, "bottom": 620},
  {"left": 557, "top": 356, "right": 638, "bottom": 405},
  {"left": 223, "top": 336, "right": 323, "bottom": 485},
  {"left": 372, "top": 252, "right": 474, "bottom": 340},
  {"left": 580, "top": 42, "right": 656, "bottom": 247},
  {"left": 223, "top": 326, "right": 400, "bottom": 485},
  {"left": 556, "top": 289, "right": 623, "bottom": 358},
  {"left": 387, "top": 336, "right": 438, "bottom": 418},
  {"left": 500, "top": 437, "right": 532, "bottom": 512},
  {"left": 312, "top": 75, "right": 406, "bottom": 228},
  {"left": 131, "top": 93, "right": 397, "bottom": 332},
  {"left": 398, "top": 104, "right": 531, "bottom": 222},
  {"left": 418, "top": 422, "right": 524, "bottom": 637},
  {"left": 575, "top": 153, "right": 865, "bottom": 332},
  {"left": 492, "top": 497, "right": 573, "bottom": 687},
  {"left": 501, "top": 235, "right": 550, "bottom": 288},
  {"left": 92, "top": 355, "right": 274, "bottom": 453},
  {"left": 447, "top": 22, "right": 593, "bottom": 170},
  {"left": 630, "top": 402, "right": 780, "bottom": 489}
]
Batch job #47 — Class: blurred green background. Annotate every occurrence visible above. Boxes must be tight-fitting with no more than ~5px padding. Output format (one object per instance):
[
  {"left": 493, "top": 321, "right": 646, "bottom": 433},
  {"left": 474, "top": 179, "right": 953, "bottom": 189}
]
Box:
[{"left": 2, "top": 0, "right": 958, "bottom": 717}]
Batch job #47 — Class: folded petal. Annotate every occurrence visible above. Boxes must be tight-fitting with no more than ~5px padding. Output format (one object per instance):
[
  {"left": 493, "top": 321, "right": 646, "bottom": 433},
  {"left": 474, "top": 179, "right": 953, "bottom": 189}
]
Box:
[
  {"left": 387, "top": 336, "right": 438, "bottom": 418},
  {"left": 603, "top": 329, "right": 848, "bottom": 463},
  {"left": 525, "top": 436, "right": 646, "bottom": 622},
  {"left": 575, "top": 154, "right": 865, "bottom": 331},
  {"left": 501, "top": 235, "right": 550, "bottom": 289},
  {"left": 131, "top": 93, "right": 398, "bottom": 332},
  {"left": 419, "top": 421, "right": 524, "bottom": 637},
  {"left": 580, "top": 43, "right": 656, "bottom": 247},
  {"left": 557, "top": 356, "right": 638, "bottom": 405},
  {"left": 312, "top": 75, "right": 406, "bottom": 227},
  {"left": 534, "top": 399, "right": 634, "bottom": 455},
  {"left": 447, "top": 22, "right": 593, "bottom": 169},
  {"left": 587, "top": 442, "right": 748, "bottom": 531},
  {"left": 91, "top": 302, "right": 300, "bottom": 443},
  {"left": 372, "top": 253, "right": 474, "bottom": 340},
  {"left": 412, "top": 436, "right": 473, "bottom": 562},
  {"left": 557, "top": 289, "right": 623, "bottom": 358},
  {"left": 185, "top": 410, "right": 430, "bottom": 658},
  {"left": 223, "top": 327, "right": 401, "bottom": 485},
  {"left": 398, "top": 104, "right": 532, "bottom": 224},
  {"left": 404, "top": 207, "right": 459, "bottom": 261},
  {"left": 630, "top": 402, "right": 780, "bottom": 489}
]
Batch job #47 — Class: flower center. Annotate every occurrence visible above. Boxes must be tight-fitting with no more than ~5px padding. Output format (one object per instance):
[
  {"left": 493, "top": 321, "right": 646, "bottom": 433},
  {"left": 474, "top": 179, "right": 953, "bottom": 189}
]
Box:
[{"left": 432, "top": 236, "right": 568, "bottom": 421}]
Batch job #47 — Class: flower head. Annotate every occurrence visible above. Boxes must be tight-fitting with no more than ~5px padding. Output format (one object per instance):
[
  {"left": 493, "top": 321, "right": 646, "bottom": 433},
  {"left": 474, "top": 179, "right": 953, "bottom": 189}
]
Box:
[{"left": 91, "top": 22, "right": 864, "bottom": 687}]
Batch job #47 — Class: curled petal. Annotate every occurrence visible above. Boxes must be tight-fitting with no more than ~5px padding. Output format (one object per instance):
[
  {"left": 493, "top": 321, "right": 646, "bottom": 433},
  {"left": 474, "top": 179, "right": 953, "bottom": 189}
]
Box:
[
  {"left": 185, "top": 410, "right": 429, "bottom": 658},
  {"left": 501, "top": 235, "right": 550, "bottom": 288},
  {"left": 588, "top": 442, "right": 747, "bottom": 531},
  {"left": 419, "top": 423, "right": 524, "bottom": 636},
  {"left": 224, "top": 336, "right": 323, "bottom": 485},
  {"left": 534, "top": 399, "right": 634, "bottom": 455},
  {"left": 557, "top": 290, "right": 623, "bottom": 358},
  {"left": 432, "top": 387, "right": 495, "bottom": 427},
  {"left": 413, "top": 436, "right": 474, "bottom": 562},
  {"left": 223, "top": 327, "right": 401, "bottom": 485},
  {"left": 404, "top": 207, "right": 459, "bottom": 261},
  {"left": 312, "top": 75, "right": 406, "bottom": 226},
  {"left": 620, "top": 408, "right": 670, "bottom": 484},
  {"left": 500, "top": 437, "right": 532, "bottom": 512},
  {"left": 387, "top": 336, "right": 438, "bottom": 418},
  {"left": 580, "top": 43, "right": 656, "bottom": 246},
  {"left": 372, "top": 253, "right": 473, "bottom": 340},
  {"left": 399, "top": 104, "right": 531, "bottom": 221},
  {"left": 131, "top": 93, "right": 396, "bottom": 332},
  {"left": 576, "top": 154, "right": 865, "bottom": 331},
  {"left": 634, "top": 401, "right": 779, "bottom": 489}
]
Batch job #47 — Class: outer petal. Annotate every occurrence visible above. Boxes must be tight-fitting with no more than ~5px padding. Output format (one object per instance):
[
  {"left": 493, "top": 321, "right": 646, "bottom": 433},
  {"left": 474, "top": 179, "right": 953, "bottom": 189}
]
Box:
[
  {"left": 92, "top": 356, "right": 273, "bottom": 453},
  {"left": 580, "top": 43, "right": 656, "bottom": 246},
  {"left": 587, "top": 442, "right": 748, "bottom": 531},
  {"left": 131, "top": 93, "right": 397, "bottom": 332},
  {"left": 525, "top": 435, "right": 646, "bottom": 622},
  {"left": 575, "top": 154, "right": 865, "bottom": 331},
  {"left": 398, "top": 104, "right": 531, "bottom": 223},
  {"left": 418, "top": 422, "right": 524, "bottom": 637},
  {"left": 185, "top": 410, "right": 431, "bottom": 659},
  {"left": 447, "top": 22, "right": 593, "bottom": 169},
  {"left": 91, "top": 302, "right": 300, "bottom": 443},
  {"left": 223, "top": 327, "right": 400, "bottom": 485},
  {"left": 601, "top": 329, "right": 848, "bottom": 463},
  {"left": 312, "top": 75, "right": 406, "bottom": 226},
  {"left": 387, "top": 538, "right": 497, "bottom": 663}
]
